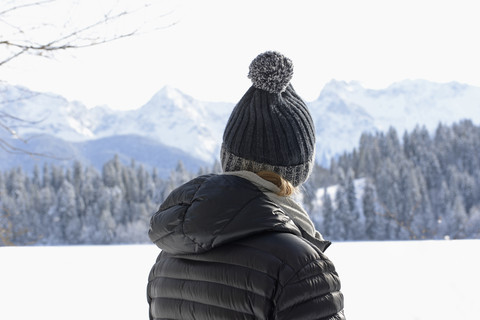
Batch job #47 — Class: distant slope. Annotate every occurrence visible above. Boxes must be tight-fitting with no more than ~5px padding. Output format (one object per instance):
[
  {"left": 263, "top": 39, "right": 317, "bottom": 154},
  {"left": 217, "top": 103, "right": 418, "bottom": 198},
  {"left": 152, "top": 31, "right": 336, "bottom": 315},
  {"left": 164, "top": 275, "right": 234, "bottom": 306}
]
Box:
[
  {"left": 76, "top": 134, "right": 208, "bottom": 176},
  {"left": 309, "top": 79, "right": 480, "bottom": 164},
  {"left": 2, "top": 79, "right": 480, "bottom": 170},
  {"left": 0, "top": 132, "right": 207, "bottom": 177}
]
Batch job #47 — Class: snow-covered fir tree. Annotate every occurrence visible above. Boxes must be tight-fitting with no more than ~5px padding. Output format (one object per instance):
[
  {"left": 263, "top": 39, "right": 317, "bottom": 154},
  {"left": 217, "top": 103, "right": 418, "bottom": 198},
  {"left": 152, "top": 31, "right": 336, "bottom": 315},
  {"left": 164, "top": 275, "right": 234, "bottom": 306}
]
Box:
[{"left": 1, "top": 120, "right": 479, "bottom": 245}]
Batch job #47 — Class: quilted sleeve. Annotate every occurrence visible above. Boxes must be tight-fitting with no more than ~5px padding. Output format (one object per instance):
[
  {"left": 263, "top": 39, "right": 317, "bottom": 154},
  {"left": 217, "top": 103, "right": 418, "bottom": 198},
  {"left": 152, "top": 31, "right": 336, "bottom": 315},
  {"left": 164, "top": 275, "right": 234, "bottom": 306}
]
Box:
[{"left": 274, "top": 256, "right": 345, "bottom": 320}]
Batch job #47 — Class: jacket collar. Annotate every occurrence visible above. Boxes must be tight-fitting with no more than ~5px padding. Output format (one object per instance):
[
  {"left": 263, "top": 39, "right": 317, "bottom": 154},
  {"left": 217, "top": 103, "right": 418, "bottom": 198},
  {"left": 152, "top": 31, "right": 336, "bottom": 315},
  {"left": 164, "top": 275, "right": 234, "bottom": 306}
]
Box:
[
  {"left": 149, "top": 174, "right": 330, "bottom": 255},
  {"left": 224, "top": 171, "right": 326, "bottom": 241}
]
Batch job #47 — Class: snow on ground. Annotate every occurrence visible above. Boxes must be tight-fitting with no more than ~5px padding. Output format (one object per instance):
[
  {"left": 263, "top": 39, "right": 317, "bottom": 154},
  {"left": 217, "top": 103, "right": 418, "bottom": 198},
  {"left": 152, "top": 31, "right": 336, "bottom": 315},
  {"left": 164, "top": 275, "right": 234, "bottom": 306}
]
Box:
[{"left": 1, "top": 240, "right": 479, "bottom": 320}]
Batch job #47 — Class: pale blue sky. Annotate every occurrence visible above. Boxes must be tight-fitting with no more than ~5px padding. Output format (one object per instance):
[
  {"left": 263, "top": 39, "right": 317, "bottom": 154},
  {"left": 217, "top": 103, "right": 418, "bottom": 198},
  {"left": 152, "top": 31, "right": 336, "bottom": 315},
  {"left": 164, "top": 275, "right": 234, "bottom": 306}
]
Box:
[{"left": 2, "top": 0, "right": 479, "bottom": 110}]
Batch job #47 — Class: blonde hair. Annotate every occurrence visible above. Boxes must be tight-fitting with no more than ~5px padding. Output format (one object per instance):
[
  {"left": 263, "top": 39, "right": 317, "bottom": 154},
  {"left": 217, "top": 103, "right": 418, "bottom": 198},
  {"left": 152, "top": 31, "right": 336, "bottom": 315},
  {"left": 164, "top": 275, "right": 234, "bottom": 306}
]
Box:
[{"left": 256, "top": 171, "right": 296, "bottom": 197}]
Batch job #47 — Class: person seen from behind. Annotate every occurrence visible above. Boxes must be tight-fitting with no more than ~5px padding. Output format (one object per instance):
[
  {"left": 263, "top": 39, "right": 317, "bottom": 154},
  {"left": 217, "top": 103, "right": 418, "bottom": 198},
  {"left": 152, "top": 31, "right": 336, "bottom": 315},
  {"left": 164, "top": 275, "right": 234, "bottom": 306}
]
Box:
[{"left": 147, "top": 51, "right": 345, "bottom": 319}]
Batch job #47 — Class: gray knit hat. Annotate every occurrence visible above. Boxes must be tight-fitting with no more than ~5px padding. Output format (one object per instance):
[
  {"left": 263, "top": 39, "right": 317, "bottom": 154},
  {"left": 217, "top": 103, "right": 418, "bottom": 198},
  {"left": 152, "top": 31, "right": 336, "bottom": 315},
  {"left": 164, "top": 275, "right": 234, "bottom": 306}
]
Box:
[{"left": 221, "top": 51, "right": 316, "bottom": 186}]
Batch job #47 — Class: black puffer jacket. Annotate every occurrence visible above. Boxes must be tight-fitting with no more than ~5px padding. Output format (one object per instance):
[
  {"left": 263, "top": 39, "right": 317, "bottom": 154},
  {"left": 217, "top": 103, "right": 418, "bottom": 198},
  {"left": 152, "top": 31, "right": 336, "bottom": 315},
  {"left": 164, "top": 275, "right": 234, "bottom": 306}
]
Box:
[{"left": 147, "top": 174, "right": 345, "bottom": 320}]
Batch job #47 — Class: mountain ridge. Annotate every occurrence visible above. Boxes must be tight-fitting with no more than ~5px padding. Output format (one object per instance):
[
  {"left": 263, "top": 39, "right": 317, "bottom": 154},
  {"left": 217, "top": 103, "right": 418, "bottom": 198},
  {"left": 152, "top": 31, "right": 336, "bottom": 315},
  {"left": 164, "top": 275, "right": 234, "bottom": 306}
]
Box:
[{"left": 1, "top": 79, "right": 479, "bottom": 171}]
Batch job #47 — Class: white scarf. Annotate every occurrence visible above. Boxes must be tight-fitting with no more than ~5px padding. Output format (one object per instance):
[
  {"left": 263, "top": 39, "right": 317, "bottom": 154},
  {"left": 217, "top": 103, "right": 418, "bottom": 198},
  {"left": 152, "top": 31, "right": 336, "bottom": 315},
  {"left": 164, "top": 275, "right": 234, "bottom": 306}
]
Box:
[{"left": 224, "top": 171, "right": 324, "bottom": 241}]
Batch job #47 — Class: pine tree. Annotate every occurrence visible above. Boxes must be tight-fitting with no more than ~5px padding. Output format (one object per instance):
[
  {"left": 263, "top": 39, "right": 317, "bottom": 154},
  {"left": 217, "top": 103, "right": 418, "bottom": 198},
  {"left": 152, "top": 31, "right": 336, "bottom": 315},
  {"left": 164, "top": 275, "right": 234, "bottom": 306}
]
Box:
[
  {"left": 362, "top": 180, "right": 378, "bottom": 240},
  {"left": 466, "top": 206, "right": 480, "bottom": 238},
  {"left": 345, "top": 168, "right": 361, "bottom": 239},
  {"left": 32, "top": 165, "right": 41, "bottom": 187},
  {"left": 102, "top": 155, "right": 122, "bottom": 188},
  {"left": 50, "top": 165, "right": 64, "bottom": 191},
  {"left": 334, "top": 183, "right": 349, "bottom": 240},
  {"left": 346, "top": 168, "right": 357, "bottom": 214},
  {"left": 358, "top": 132, "right": 381, "bottom": 177},
  {"left": 42, "top": 163, "right": 50, "bottom": 188},
  {"left": 396, "top": 160, "right": 420, "bottom": 239},
  {"left": 447, "top": 195, "right": 469, "bottom": 239},
  {"left": 57, "top": 180, "right": 79, "bottom": 244},
  {"left": 374, "top": 159, "right": 400, "bottom": 239},
  {"left": 321, "top": 189, "right": 335, "bottom": 239},
  {"left": 433, "top": 123, "right": 454, "bottom": 172}
]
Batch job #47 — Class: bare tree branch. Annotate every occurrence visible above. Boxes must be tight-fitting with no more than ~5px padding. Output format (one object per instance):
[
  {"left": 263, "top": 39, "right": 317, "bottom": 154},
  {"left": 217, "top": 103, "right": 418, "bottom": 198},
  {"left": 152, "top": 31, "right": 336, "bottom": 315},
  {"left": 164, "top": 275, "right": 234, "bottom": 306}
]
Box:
[
  {"left": 0, "top": 0, "right": 176, "bottom": 159},
  {"left": 0, "top": 47, "right": 27, "bottom": 66},
  {"left": 0, "top": 136, "right": 71, "bottom": 160},
  {"left": 0, "top": 0, "right": 55, "bottom": 16},
  {"left": 0, "top": 0, "right": 177, "bottom": 66}
]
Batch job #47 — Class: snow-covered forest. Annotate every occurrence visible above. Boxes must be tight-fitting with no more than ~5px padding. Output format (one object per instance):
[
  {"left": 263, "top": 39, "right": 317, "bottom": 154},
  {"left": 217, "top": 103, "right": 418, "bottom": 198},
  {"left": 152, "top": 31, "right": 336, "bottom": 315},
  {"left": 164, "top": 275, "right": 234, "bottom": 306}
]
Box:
[
  {"left": 1, "top": 120, "right": 479, "bottom": 245},
  {"left": 305, "top": 119, "right": 480, "bottom": 241},
  {"left": 0, "top": 155, "right": 212, "bottom": 245}
]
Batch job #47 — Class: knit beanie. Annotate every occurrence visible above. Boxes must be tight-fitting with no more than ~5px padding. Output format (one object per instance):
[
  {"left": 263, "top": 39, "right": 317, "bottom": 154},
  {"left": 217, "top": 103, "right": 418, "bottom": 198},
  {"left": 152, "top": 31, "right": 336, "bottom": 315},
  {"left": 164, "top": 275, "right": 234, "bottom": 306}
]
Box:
[{"left": 221, "top": 51, "right": 316, "bottom": 187}]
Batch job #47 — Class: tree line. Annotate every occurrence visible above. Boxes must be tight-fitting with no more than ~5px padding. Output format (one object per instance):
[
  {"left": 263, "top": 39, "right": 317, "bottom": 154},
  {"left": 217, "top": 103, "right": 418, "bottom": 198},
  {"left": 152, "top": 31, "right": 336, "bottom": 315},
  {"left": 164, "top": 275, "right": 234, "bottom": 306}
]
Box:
[
  {"left": 0, "top": 156, "right": 213, "bottom": 245},
  {"left": 304, "top": 119, "right": 480, "bottom": 241},
  {"left": 1, "top": 120, "right": 479, "bottom": 245}
]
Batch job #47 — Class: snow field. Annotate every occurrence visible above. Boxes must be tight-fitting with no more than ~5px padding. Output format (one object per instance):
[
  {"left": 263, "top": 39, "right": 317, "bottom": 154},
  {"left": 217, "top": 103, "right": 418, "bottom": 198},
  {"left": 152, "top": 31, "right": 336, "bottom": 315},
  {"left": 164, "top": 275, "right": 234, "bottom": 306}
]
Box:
[
  {"left": 1, "top": 240, "right": 479, "bottom": 320},
  {"left": 0, "top": 245, "right": 158, "bottom": 320},
  {"left": 328, "top": 240, "right": 480, "bottom": 319}
]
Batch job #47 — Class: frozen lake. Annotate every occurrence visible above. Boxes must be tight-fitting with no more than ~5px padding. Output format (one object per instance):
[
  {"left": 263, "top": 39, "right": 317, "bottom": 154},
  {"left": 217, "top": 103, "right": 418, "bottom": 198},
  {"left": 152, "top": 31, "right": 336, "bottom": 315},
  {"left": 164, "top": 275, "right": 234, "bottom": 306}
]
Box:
[{"left": 1, "top": 240, "right": 479, "bottom": 319}]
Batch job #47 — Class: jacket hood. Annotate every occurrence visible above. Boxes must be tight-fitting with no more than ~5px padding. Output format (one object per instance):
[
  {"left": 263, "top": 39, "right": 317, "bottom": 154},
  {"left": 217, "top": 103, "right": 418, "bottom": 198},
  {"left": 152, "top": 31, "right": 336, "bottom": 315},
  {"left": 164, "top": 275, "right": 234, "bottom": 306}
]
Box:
[
  {"left": 149, "top": 174, "right": 312, "bottom": 255},
  {"left": 225, "top": 171, "right": 325, "bottom": 241}
]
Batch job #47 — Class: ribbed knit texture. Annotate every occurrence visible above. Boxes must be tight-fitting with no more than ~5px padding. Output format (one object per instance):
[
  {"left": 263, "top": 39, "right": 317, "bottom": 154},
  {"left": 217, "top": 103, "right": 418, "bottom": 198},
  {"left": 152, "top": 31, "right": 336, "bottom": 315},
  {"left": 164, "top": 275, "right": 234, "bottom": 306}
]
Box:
[{"left": 221, "top": 83, "right": 315, "bottom": 187}]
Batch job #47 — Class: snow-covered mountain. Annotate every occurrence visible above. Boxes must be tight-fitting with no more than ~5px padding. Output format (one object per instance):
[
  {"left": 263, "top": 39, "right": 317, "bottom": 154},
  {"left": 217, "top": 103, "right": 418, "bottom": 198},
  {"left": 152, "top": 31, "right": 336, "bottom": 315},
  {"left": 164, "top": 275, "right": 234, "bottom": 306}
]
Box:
[
  {"left": 93, "top": 86, "right": 232, "bottom": 162},
  {"left": 324, "top": 79, "right": 480, "bottom": 131},
  {"left": 0, "top": 83, "right": 232, "bottom": 164},
  {"left": 0, "top": 84, "right": 213, "bottom": 174},
  {"left": 1, "top": 79, "right": 479, "bottom": 171},
  {"left": 0, "top": 83, "right": 101, "bottom": 141},
  {"left": 310, "top": 79, "right": 480, "bottom": 163}
]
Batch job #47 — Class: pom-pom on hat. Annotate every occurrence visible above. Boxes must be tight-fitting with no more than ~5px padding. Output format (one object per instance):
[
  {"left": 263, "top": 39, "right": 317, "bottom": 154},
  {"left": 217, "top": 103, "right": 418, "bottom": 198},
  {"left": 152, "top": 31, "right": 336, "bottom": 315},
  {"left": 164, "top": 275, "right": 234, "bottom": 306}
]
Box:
[
  {"left": 248, "top": 51, "right": 293, "bottom": 93},
  {"left": 221, "top": 51, "right": 316, "bottom": 187}
]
